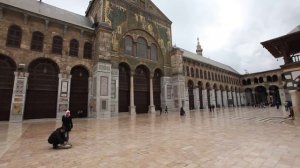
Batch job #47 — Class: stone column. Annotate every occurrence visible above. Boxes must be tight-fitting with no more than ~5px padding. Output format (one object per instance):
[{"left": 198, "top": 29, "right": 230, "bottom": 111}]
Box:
[
  {"left": 237, "top": 92, "right": 241, "bottom": 106},
  {"left": 56, "top": 73, "right": 72, "bottom": 119},
  {"left": 92, "top": 23, "right": 113, "bottom": 118},
  {"left": 111, "top": 68, "right": 119, "bottom": 116},
  {"left": 184, "top": 87, "right": 190, "bottom": 112},
  {"left": 266, "top": 90, "right": 270, "bottom": 104},
  {"left": 88, "top": 77, "right": 93, "bottom": 117},
  {"left": 222, "top": 91, "right": 228, "bottom": 107},
  {"left": 129, "top": 72, "right": 136, "bottom": 115},
  {"left": 227, "top": 91, "right": 231, "bottom": 107},
  {"left": 149, "top": 75, "right": 155, "bottom": 113},
  {"left": 232, "top": 91, "right": 236, "bottom": 107},
  {"left": 202, "top": 89, "right": 207, "bottom": 109},
  {"left": 9, "top": 72, "right": 28, "bottom": 122},
  {"left": 217, "top": 90, "right": 222, "bottom": 107},
  {"left": 193, "top": 87, "right": 200, "bottom": 109},
  {"left": 210, "top": 89, "right": 216, "bottom": 107},
  {"left": 161, "top": 77, "right": 173, "bottom": 110},
  {"left": 279, "top": 88, "right": 286, "bottom": 105},
  {"left": 289, "top": 90, "right": 300, "bottom": 118},
  {"left": 252, "top": 91, "right": 256, "bottom": 104},
  {"left": 93, "top": 62, "right": 112, "bottom": 118}
]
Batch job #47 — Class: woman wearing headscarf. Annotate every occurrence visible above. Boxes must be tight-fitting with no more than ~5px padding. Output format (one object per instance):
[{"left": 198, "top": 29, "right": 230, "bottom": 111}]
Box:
[{"left": 62, "top": 110, "right": 73, "bottom": 142}]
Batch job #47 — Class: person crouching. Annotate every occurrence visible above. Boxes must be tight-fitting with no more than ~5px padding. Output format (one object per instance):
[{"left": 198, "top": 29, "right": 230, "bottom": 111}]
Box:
[{"left": 48, "top": 126, "right": 67, "bottom": 149}]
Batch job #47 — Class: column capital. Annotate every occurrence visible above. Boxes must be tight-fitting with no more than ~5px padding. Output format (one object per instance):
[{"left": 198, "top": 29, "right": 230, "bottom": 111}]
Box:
[{"left": 130, "top": 70, "right": 135, "bottom": 76}]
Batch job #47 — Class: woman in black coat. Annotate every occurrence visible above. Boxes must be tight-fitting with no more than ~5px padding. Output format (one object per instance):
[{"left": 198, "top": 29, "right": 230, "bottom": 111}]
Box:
[
  {"left": 48, "top": 127, "right": 66, "bottom": 149},
  {"left": 62, "top": 110, "right": 73, "bottom": 142}
]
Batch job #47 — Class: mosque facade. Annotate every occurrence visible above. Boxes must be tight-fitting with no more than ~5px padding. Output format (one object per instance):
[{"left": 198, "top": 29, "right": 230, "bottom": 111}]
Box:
[{"left": 0, "top": 0, "right": 293, "bottom": 122}]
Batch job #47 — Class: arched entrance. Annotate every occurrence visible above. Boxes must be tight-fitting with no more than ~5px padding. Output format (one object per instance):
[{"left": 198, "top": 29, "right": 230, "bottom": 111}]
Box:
[
  {"left": 69, "top": 66, "right": 89, "bottom": 118},
  {"left": 118, "top": 63, "right": 130, "bottom": 112},
  {"left": 198, "top": 81, "right": 203, "bottom": 109},
  {"left": 24, "top": 58, "right": 59, "bottom": 119},
  {"left": 153, "top": 69, "right": 162, "bottom": 110},
  {"left": 188, "top": 80, "right": 194, "bottom": 110},
  {"left": 269, "top": 85, "right": 281, "bottom": 106},
  {"left": 0, "top": 55, "right": 16, "bottom": 121},
  {"left": 134, "top": 65, "right": 150, "bottom": 113},
  {"left": 255, "top": 86, "right": 267, "bottom": 105}
]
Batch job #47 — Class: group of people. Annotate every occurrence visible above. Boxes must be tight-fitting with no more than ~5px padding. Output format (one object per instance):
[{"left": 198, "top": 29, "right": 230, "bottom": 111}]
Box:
[{"left": 48, "top": 110, "right": 73, "bottom": 149}]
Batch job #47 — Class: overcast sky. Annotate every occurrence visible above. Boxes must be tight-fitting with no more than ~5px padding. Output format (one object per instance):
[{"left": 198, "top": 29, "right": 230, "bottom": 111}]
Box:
[{"left": 43, "top": 0, "right": 300, "bottom": 74}]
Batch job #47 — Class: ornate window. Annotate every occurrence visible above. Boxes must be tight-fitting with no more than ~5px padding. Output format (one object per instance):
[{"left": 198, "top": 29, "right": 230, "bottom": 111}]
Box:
[
  {"left": 84, "top": 42, "right": 93, "bottom": 59},
  {"left": 204, "top": 71, "right": 207, "bottom": 79},
  {"left": 208, "top": 71, "right": 211, "bottom": 80},
  {"left": 124, "top": 36, "right": 133, "bottom": 55},
  {"left": 52, "top": 36, "right": 63, "bottom": 54},
  {"left": 31, "top": 31, "right": 44, "bottom": 51},
  {"left": 196, "top": 69, "right": 199, "bottom": 78},
  {"left": 150, "top": 44, "right": 158, "bottom": 61},
  {"left": 137, "top": 37, "right": 147, "bottom": 58},
  {"left": 69, "top": 39, "right": 79, "bottom": 57},
  {"left": 6, "top": 25, "right": 22, "bottom": 48}
]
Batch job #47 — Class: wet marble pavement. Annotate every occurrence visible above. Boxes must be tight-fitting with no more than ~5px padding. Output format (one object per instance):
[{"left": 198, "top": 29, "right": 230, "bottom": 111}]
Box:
[{"left": 0, "top": 107, "right": 300, "bottom": 168}]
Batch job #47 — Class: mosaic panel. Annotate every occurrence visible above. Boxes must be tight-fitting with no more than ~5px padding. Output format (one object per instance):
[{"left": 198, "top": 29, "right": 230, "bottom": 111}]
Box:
[{"left": 15, "top": 80, "right": 24, "bottom": 95}]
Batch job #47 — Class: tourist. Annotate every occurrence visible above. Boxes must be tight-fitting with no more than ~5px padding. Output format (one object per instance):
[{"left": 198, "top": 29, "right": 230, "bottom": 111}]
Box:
[
  {"left": 180, "top": 106, "right": 185, "bottom": 116},
  {"left": 48, "top": 126, "right": 67, "bottom": 149},
  {"left": 165, "top": 106, "right": 168, "bottom": 114},
  {"left": 62, "top": 110, "right": 73, "bottom": 142}
]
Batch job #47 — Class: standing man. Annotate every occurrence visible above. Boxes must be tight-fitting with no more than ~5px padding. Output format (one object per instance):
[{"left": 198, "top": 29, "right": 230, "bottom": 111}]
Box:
[{"left": 62, "top": 110, "right": 73, "bottom": 142}]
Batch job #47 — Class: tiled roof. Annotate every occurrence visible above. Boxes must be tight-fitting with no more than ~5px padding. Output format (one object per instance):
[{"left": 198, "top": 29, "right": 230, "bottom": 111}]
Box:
[
  {"left": 0, "top": 0, "right": 93, "bottom": 30},
  {"left": 180, "top": 48, "right": 240, "bottom": 74}
]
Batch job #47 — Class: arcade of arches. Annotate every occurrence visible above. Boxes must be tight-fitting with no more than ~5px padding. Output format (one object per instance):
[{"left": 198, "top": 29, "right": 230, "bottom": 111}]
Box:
[{"left": 187, "top": 80, "right": 243, "bottom": 110}]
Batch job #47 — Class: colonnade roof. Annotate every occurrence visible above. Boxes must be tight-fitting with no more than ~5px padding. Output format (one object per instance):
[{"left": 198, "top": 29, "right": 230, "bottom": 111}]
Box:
[
  {"left": 0, "top": 0, "right": 93, "bottom": 30},
  {"left": 261, "top": 25, "right": 300, "bottom": 58},
  {"left": 180, "top": 48, "right": 240, "bottom": 74}
]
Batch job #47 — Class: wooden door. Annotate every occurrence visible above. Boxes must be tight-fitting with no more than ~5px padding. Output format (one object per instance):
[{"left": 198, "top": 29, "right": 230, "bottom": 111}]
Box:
[
  {"left": 24, "top": 59, "right": 59, "bottom": 119},
  {"left": 118, "top": 64, "right": 130, "bottom": 112},
  {"left": 0, "top": 55, "right": 16, "bottom": 121},
  {"left": 69, "top": 66, "right": 89, "bottom": 118},
  {"left": 134, "top": 66, "right": 149, "bottom": 113}
]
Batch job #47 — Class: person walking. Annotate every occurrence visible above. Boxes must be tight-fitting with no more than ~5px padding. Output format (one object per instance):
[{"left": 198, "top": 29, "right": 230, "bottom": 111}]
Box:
[
  {"left": 165, "top": 106, "right": 168, "bottom": 114},
  {"left": 62, "top": 110, "right": 73, "bottom": 142}
]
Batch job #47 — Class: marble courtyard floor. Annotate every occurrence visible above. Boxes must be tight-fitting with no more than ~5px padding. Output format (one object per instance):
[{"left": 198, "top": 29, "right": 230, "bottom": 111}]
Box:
[{"left": 0, "top": 107, "right": 300, "bottom": 168}]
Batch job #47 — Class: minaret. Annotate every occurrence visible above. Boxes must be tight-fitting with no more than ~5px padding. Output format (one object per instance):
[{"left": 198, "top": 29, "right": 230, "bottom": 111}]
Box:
[{"left": 196, "top": 38, "right": 203, "bottom": 56}]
